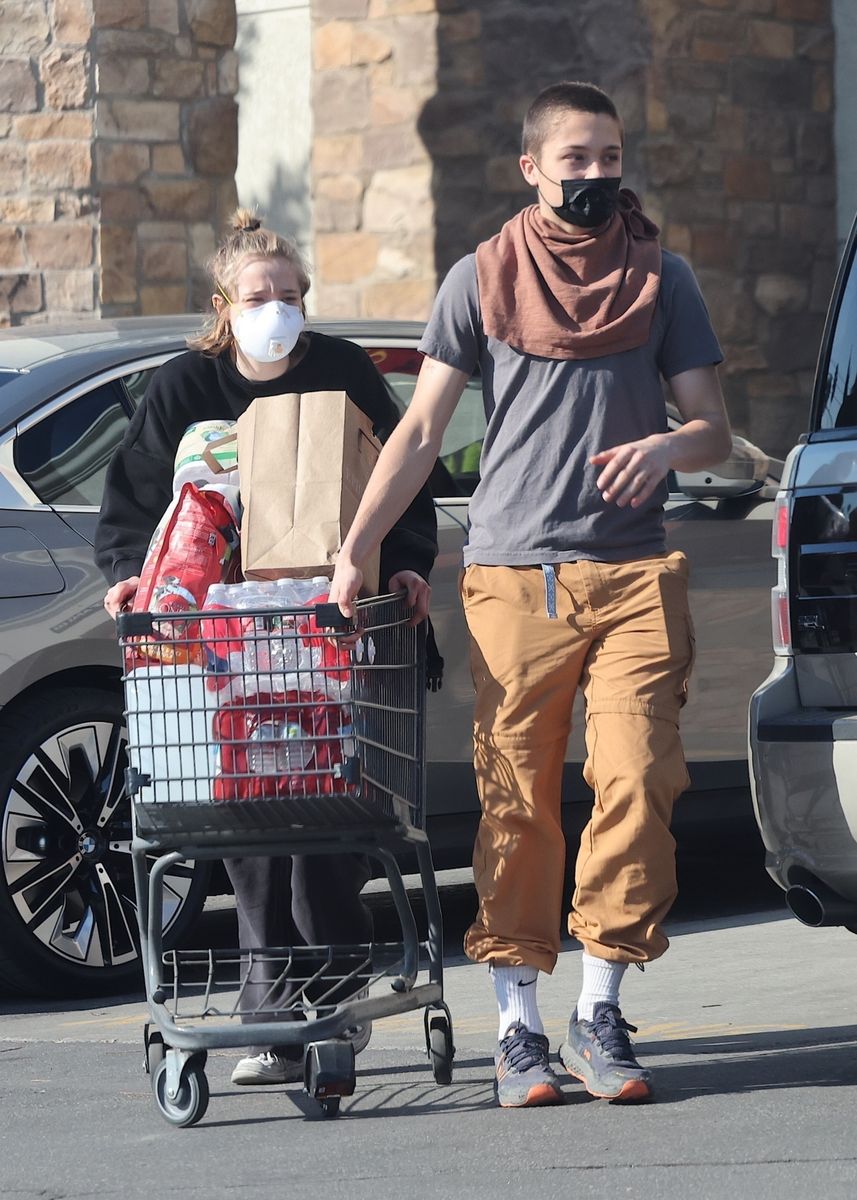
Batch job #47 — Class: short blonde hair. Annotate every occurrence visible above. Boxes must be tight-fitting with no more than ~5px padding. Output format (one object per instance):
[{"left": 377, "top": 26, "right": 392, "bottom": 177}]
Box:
[{"left": 188, "top": 208, "right": 311, "bottom": 355}]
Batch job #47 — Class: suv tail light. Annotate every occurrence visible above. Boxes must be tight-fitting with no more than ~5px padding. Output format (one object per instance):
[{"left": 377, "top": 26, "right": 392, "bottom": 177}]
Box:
[{"left": 771, "top": 491, "right": 792, "bottom": 655}]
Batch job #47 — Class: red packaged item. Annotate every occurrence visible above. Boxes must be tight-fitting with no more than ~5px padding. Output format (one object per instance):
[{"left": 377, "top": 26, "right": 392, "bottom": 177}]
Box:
[
  {"left": 198, "top": 608, "right": 256, "bottom": 689},
  {"left": 199, "top": 587, "right": 353, "bottom": 702},
  {"left": 211, "top": 691, "right": 353, "bottom": 801},
  {"left": 296, "top": 593, "right": 352, "bottom": 684},
  {"left": 130, "top": 483, "right": 241, "bottom": 667}
]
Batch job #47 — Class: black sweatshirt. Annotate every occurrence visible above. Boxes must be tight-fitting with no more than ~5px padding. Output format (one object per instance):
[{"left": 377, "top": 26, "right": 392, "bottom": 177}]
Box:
[{"left": 94, "top": 333, "right": 438, "bottom": 589}]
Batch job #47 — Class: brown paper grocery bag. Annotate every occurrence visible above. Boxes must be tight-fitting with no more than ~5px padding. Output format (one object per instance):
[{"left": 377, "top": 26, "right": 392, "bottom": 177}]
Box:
[{"left": 237, "top": 391, "right": 382, "bottom": 592}]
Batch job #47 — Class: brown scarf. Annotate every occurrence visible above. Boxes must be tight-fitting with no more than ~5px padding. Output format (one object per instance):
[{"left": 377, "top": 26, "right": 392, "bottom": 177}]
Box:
[{"left": 474, "top": 191, "right": 662, "bottom": 360}]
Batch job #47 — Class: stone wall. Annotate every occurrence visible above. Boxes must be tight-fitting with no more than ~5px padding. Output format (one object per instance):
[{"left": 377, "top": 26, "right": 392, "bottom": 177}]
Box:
[
  {"left": 310, "top": 0, "right": 440, "bottom": 319},
  {"left": 311, "top": 0, "right": 836, "bottom": 457},
  {"left": 95, "top": 0, "right": 238, "bottom": 317},
  {"left": 0, "top": 0, "right": 238, "bottom": 325},
  {"left": 642, "top": 0, "right": 836, "bottom": 455},
  {"left": 0, "top": 0, "right": 97, "bottom": 325}
]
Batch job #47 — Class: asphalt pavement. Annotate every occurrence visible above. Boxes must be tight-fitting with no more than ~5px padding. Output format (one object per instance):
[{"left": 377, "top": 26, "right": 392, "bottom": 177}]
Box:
[{"left": 2, "top": 862, "right": 857, "bottom": 1200}]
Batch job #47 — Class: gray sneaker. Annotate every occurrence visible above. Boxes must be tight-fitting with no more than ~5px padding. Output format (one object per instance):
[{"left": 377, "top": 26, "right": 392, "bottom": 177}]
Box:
[
  {"left": 559, "top": 1004, "right": 653, "bottom": 1102},
  {"left": 231, "top": 1050, "right": 303, "bottom": 1087},
  {"left": 494, "top": 1022, "right": 564, "bottom": 1108}
]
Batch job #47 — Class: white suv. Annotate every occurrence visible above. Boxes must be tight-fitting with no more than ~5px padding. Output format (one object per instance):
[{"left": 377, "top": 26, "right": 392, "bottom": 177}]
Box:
[{"left": 750, "top": 215, "right": 857, "bottom": 931}]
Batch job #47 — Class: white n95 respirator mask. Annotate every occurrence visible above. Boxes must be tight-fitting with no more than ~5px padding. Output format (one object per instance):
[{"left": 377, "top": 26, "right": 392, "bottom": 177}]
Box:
[{"left": 232, "top": 300, "right": 305, "bottom": 362}]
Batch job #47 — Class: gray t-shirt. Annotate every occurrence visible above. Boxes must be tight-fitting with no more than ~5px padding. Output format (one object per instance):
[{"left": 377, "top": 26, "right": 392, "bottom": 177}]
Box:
[{"left": 418, "top": 249, "right": 723, "bottom": 566}]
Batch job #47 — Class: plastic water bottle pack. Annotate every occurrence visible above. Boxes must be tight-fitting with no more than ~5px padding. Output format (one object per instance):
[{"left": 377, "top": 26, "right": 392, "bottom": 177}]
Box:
[{"left": 202, "top": 578, "right": 350, "bottom": 702}]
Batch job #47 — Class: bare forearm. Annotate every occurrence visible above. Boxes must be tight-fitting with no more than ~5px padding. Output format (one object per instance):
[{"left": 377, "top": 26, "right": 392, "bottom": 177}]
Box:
[
  {"left": 666, "top": 365, "right": 732, "bottom": 470},
  {"left": 332, "top": 357, "right": 467, "bottom": 610},
  {"left": 663, "top": 416, "right": 732, "bottom": 472},
  {"left": 341, "top": 420, "right": 441, "bottom": 569}
]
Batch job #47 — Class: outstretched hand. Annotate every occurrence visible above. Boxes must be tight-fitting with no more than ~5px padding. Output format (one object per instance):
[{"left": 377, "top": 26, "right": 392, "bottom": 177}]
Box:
[{"left": 590, "top": 433, "right": 672, "bottom": 509}]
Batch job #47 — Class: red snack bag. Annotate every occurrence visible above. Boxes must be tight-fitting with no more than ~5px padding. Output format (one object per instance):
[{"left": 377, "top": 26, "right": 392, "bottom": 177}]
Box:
[{"left": 130, "top": 483, "right": 241, "bottom": 666}]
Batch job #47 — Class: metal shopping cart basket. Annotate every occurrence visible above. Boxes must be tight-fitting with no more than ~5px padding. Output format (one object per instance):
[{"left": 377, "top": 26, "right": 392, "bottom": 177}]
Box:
[{"left": 117, "top": 592, "right": 453, "bottom": 1127}]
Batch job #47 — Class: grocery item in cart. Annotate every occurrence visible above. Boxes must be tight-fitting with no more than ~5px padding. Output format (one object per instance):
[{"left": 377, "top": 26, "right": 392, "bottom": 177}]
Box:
[
  {"left": 237, "top": 391, "right": 382, "bottom": 591},
  {"left": 172, "top": 419, "right": 239, "bottom": 492},
  {"left": 211, "top": 690, "right": 353, "bottom": 800},
  {"left": 130, "top": 482, "right": 242, "bottom": 665},
  {"left": 124, "top": 665, "right": 216, "bottom": 804},
  {"left": 200, "top": 579, "right": 351, "bottom": 702}
]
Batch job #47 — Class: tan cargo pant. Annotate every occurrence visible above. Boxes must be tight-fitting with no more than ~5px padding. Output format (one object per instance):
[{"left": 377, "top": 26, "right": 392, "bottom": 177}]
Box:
[{"left": 460, "top": 553, "right": 695, "bottom": 972}]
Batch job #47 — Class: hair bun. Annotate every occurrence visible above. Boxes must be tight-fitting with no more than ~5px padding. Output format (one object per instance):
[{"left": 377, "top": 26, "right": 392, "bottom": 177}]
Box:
[{"left": 230, "top": 207, "right": 262, "bottom": 233}]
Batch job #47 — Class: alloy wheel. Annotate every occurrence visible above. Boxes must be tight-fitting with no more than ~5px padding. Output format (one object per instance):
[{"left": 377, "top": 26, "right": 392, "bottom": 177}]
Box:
[{"left": 2, "top": 716, "right": 194, "bottom": 971}]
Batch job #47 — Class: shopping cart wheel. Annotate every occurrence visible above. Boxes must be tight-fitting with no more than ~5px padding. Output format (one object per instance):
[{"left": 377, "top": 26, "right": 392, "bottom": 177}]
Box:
[
  {"left": 304, "top": 1040, "right": 356, "bottom": 1118},
  {"left": 428, "top": 1014, "right": 454, "bottom": 1086},
  {"left": 143, "top": 1025, "right": 165, "bottom": 1076},
  {"left": 152, "top": 1057, "right": 209, "bottom": 1128}
]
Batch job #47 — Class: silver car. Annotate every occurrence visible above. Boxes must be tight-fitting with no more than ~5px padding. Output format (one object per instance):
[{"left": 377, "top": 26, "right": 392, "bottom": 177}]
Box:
[
  {"left": 0, "top": 317, "right": 778, "bottom": 996},
  {"left": 749, "top": 215, "right": 857, "bottom": 931}
]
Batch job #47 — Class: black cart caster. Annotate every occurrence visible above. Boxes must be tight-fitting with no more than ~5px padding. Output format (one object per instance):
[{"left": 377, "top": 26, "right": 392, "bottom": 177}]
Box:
[
  {"left": 304, "top": 1039, "right": 356, "bottom": 1118},
  {"left": 152, "top": 1054, "right": 209, "bottom": 1128},
  {"left": 143, "top": 1024, "right": 165, "bottom": 1075},
  {"left": 425, "top": 1009, "right": 455, "bottom": 1085}
]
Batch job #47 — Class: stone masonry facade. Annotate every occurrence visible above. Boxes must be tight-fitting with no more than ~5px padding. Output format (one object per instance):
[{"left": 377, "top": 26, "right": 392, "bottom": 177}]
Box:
[
  {"left": 311, "top": 0, "right": 836, "bottom": 457},
  {"left": 311, "top": 0, "right": 441, "bottom": 322},
  {"left": 0, "top": 0, "right": 238, "bottom": 325},
  {"left": 0, "top": 0, "right": 837, "bottom": 454}
]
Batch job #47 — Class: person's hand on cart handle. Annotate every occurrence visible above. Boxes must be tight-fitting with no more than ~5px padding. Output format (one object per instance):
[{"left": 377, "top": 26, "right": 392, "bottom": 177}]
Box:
[
  {"left": 329, "top": 557, "right": 363, "bottom": 622},
  {"left": 103, "top": 576, "right": 139, "bottom": 620},
  {"left": 387, "top": 570, "right": 431, "bottom": 626}
]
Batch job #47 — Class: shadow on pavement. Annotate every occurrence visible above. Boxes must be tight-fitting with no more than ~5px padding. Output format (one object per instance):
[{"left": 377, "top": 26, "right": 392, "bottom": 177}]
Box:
[
  {"left": 636, "top": 1024, "right": 857, "bottom": 1104},
  {"left": 642, "top": 1024, "right": 857, "bottom": 1057}
]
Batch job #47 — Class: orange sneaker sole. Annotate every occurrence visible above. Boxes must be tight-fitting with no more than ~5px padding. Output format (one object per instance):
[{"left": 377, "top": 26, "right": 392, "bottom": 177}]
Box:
[
  {"left": 563, "top": 1065, "right": 652, "bottom": 1104},
  {"left": 497, "top": 1082, "right": 565, "bottom": 1108}
]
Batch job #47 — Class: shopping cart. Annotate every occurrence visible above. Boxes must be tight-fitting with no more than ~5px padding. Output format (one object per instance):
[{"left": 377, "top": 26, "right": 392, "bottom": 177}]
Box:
[{"left": 117, "top": 592, "right": 454, "bottom": 1127}]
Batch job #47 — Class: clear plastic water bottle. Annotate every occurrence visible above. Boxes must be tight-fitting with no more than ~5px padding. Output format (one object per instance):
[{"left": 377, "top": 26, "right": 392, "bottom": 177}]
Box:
[{"left": 246, "top": 719, "right": 312, "bottom": 776}]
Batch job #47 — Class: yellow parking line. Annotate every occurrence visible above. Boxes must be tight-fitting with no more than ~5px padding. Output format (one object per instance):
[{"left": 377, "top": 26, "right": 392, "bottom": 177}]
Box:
[
  {"left": 61, "top": 1013, "right": 147, "bottom": 1029},
  {"left": 635, "top": 1021, "right": 808, "bottom": 1040}
]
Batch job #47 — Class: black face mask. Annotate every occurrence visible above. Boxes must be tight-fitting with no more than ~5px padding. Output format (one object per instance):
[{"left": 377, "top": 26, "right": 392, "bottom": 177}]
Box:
[{"left": 536, "top": 169, "right": 622, "bottom": 229}]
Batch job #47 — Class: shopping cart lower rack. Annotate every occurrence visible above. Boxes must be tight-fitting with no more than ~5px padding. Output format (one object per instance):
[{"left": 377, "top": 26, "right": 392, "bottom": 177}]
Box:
[{"left": 118, "top": 592, "right": 453, "bottom": 1126}]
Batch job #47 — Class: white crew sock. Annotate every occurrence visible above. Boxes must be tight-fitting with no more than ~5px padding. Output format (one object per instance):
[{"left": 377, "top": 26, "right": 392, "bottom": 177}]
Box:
[
  {"left": 490, "top": 963, "right": 544, "bottom": 1040},
  {"left": 576, "top": 952, "right": 627, "bottom": 1022}
]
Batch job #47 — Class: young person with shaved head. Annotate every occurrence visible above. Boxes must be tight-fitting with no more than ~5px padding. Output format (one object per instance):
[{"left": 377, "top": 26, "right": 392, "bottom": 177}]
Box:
[{"left": 330, "top": 81, "right": 730, "bottom": 1108}]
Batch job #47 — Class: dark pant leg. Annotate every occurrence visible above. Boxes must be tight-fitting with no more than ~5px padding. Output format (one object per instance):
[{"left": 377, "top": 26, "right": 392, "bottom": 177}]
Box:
[
  {"left": 290, "top": 853, "right": 373, "bottom": 1007},
  {"left": 223, "top": 854, "right": 302, "bottom": 1056}
]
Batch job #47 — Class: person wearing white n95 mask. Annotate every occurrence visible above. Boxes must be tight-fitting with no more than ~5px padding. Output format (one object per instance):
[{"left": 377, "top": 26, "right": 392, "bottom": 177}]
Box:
[
  {"left": 95, "top": 206, "right": 439, "bottom": 1092},
  {"left": 230, "top": 298, "right": 305, "bottom": 363}
]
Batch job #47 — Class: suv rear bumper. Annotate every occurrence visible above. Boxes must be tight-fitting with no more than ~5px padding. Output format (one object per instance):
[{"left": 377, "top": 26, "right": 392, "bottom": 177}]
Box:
[{"left": 750, "top": 657, "right": 857, "bottom": 902}]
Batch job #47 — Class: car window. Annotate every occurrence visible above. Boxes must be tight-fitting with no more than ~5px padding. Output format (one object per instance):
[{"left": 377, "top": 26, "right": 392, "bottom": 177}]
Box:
[
  {"left": 814, "top": 233, "right": 857, "bottom": 432},
  {"left": 14, "top": 381, "right": 129, "bottom": 507},
  {"left": 122, "top": 366, "right": 158, "bottom": 408},
  {"left": 367, "top": 347, "right": 486, "bottom": 497}
]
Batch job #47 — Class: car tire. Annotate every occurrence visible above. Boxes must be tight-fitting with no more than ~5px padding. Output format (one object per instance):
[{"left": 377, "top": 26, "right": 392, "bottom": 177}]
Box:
[{"left": 0, "top": 685, "right": 209, "bottom": 998}]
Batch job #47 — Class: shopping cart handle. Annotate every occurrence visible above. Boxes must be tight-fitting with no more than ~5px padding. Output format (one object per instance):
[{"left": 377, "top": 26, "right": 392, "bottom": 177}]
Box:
[
  {"left": 314, "top": 602, "right": 354, "bottom": 631},
  {"left": 116, "top": 611, "right": 154, "bottom": 637}
]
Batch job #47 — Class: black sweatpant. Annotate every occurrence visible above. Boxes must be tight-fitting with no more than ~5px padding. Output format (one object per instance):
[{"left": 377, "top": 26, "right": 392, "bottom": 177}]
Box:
[{"left": 223, "top": 852, "right": 373, "bottom": 1056}]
